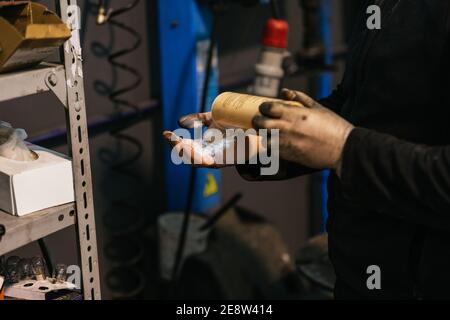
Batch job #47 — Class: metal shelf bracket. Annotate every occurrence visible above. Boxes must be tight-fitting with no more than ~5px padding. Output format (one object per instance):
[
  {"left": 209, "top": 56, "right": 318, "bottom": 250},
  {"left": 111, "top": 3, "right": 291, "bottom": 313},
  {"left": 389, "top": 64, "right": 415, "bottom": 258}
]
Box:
[{"left": 45, "top": 70, "right": 68, "bottom": 108}]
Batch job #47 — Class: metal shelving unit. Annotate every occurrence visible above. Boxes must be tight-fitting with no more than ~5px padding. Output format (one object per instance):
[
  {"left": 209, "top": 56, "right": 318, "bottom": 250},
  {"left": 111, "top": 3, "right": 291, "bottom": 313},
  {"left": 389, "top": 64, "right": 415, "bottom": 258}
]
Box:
[
  {"left": 0, "top": 0, "right": 101, "bottom": 300},
  {"left": 0, "top": 204, "right": 76, "bottom": 256},
  {"left": 0, "top": 63, "right": 66, "bottom": 104}
]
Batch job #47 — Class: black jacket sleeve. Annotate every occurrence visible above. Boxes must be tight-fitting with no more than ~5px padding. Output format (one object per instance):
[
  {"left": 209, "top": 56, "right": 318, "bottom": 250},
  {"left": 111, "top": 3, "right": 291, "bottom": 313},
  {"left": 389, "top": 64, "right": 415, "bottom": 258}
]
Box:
[
  {"left": 236, "top": 161, "right": 317, "bottom": 182},
  {"left": 340, "top": 128, "right": 450, "bottom": 229}
]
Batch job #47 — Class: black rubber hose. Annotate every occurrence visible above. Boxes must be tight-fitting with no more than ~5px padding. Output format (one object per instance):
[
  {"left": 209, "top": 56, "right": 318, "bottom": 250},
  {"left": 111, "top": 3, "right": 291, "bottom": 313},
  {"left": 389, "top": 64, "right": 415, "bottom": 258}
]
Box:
[
  {"left": 88, "top": 0, "right": 147, "bottom": 297},
  {"left": 171, "top": 9, "right": 220, "bottom": 282},
  {"left": 199, "top": 193, "right": 243, "bottom": 231},
  {"left": 0, "top": 224, "right": 5, "bottom": 241},
  {"left": 270, "top": 0, "right": 281, "bottom": 19},
  {"left": 38, "top": 239, "right": 55, "bottom": 277}
]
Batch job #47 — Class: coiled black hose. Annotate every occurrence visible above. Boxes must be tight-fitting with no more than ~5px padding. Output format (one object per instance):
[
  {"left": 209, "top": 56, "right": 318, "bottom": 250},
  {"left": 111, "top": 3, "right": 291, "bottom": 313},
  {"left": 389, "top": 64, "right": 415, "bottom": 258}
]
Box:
[
  {"left": 91, "top": 0, "right": 144, "bottom": 174},
  {"left": 84, "top": 0, "right": 146, "bottom": 298},
  {"left": 171, "top": 5, "right": 222, "bottom": 283}
]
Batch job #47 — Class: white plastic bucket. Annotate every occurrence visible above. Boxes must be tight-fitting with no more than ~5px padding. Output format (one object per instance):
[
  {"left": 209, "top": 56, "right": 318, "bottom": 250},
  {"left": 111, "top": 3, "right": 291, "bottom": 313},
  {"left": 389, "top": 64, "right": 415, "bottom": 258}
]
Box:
[{"left": 158, "top": 213, "right": 210, "bottom": 281}]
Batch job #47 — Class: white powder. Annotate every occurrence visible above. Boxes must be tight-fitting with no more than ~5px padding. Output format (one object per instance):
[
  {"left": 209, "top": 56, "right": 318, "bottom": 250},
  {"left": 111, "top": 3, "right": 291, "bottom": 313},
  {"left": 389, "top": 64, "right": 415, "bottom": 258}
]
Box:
[{"left": 192, "top": 136, "right": 234, "bottom": 161}]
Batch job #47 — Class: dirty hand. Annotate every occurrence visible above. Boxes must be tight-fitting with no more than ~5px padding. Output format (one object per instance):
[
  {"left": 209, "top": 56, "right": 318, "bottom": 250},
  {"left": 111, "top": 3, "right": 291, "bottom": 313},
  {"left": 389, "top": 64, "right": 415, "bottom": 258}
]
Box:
[
  {"left": 163, "top": 112, "right": 262, "bottom": 168},
  {"left": 253, "top": 89, "right": 354, "bottom": 175}
]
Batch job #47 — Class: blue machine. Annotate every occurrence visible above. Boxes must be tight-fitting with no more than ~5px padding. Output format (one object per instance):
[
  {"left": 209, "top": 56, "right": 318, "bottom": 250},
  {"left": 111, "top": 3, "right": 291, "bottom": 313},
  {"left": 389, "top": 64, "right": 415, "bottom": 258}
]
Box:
[{"left": 158, "top": 0, "right": 221, "bottom": 213}]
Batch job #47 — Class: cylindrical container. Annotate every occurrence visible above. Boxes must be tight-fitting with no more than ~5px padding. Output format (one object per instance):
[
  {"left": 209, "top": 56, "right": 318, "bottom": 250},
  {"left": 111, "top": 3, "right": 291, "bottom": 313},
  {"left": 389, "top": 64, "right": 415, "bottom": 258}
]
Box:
[
  {"left": 251, "top": 19, "right": 290, "bottom": 98},
  {"left": 211, "top": 92, "right": 301, "bottom": 130},
  {"left": 158, "top": 213, "right": 210, "bottom": 281},
  {"left": 252, "top": 48, "right": 287, "bottom": 98}
]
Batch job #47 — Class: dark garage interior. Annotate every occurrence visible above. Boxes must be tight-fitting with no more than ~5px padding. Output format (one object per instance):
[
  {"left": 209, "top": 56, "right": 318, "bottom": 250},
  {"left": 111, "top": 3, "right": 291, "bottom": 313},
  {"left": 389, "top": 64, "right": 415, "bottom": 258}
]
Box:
[{"left": 1, "top": 0, "right": 448, "bottom": 303}]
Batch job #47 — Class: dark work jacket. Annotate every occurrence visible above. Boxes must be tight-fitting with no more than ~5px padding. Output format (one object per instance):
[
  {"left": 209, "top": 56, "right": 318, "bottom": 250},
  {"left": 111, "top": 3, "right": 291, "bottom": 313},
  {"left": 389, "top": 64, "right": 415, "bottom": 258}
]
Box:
[{"left": 238, "top": 0, "right": 450, "bottom": 299}]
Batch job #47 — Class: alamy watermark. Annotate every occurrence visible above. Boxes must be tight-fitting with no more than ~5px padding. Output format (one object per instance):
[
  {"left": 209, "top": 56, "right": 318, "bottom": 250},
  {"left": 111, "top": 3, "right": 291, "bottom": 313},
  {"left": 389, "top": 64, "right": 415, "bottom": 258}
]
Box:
[
  {"left": 366, "top": 265, "right": 381, "bottom": 290},
  {"left": 367, "top": 5, "right": 382, "bottom": 30},
  {"left": 169, "top": 122, "right": 280, "bottom": 176},
  {"left": 67, "top": 265, "right": 82, "bottom": 289}
]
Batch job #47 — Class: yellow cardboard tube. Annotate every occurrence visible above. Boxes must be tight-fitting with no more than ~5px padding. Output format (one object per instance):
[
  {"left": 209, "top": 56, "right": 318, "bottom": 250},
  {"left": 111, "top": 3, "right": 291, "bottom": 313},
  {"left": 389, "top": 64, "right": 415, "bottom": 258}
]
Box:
[{"left": 211, "top": 92, "right": 301, "bottom": 130}]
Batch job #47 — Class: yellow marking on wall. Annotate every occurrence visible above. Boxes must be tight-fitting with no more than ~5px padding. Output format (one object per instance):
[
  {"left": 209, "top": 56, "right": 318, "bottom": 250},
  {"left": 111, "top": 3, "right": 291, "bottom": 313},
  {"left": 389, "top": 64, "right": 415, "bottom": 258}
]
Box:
[{"left": 203, "top": 173, "right": 218, "bottom": 197}]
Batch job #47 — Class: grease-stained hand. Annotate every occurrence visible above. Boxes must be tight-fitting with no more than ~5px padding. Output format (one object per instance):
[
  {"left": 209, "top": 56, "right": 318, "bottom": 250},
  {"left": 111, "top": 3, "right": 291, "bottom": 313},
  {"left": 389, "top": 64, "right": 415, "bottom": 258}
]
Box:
[{"left": 252, "top": 89, "right": 354, "bottom": 175}]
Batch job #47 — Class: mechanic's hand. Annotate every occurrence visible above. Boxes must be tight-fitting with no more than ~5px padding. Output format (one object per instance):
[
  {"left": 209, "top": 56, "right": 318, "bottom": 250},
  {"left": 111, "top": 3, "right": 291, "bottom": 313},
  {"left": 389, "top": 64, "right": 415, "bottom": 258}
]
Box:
[
  {"left": 253, "top": 89, "right": 354, "bottom": 175},
  {"left": 163, "top": 112, "right": 262, "bottom": 168},
  {"left": 163, "top": 112, "right": 224, "bottom": 168}
]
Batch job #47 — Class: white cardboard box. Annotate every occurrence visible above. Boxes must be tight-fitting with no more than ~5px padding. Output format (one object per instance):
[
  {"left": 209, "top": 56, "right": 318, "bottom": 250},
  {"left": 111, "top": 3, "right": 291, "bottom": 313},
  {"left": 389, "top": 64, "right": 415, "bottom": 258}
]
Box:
[{"left": 0, "top": 144, "right": 74, "bottom": 216}]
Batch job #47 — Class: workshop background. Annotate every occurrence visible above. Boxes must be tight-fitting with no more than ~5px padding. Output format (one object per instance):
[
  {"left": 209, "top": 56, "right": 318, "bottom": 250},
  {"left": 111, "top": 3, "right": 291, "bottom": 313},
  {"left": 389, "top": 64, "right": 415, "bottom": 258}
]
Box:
[{"left": 2, "top": 0, "right": 361, "bottom": 299}]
